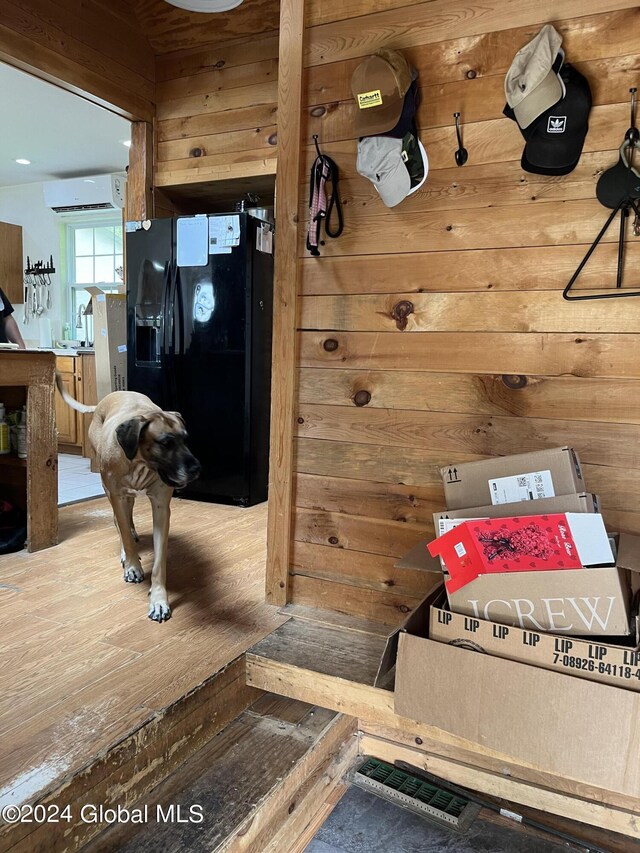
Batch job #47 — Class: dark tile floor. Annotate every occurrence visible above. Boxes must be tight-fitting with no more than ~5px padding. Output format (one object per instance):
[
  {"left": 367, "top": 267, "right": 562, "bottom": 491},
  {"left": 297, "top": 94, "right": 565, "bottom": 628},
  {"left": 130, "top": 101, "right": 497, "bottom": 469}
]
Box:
[{"left": 305, "top": 786, "right": 571, "bottom": 853}]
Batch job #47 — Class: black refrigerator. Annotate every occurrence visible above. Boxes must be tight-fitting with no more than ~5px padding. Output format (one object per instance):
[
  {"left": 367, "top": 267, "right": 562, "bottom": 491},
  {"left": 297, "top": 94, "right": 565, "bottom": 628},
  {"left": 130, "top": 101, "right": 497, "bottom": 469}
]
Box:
[{"left": 125, "top": 212, "right": 274, "bottom": 506}]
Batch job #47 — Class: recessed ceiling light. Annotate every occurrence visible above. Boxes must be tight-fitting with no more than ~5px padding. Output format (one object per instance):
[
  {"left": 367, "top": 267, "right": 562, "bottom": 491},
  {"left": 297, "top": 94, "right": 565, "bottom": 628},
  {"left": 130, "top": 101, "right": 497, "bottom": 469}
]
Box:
[
  {"left": 163, "top": 0, "right": 243, "bottom": 11},
  {"left": 122, "top": 140, "right": 132, "bottom": 148},
  {"left": 15, "top": 158, "right": 31, "bottom": 165}
]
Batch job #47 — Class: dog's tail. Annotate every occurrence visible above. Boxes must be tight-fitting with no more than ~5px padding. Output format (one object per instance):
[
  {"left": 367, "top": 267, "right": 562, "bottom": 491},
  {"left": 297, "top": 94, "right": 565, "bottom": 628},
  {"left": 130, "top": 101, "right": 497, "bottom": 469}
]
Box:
[{"left": 55, "top": 371, "right": 97, "bottom": 414}]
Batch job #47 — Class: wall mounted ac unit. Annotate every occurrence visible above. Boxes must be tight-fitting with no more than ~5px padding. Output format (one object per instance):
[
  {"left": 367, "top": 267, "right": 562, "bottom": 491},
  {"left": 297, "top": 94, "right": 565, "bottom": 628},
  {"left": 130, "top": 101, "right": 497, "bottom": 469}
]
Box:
[{"left": 43, "top": 174, "right": 126, "bottom": 214}]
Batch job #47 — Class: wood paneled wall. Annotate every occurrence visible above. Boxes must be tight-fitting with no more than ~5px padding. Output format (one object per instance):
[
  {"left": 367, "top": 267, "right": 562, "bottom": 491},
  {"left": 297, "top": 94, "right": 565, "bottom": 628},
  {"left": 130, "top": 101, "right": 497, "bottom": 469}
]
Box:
[
  {"left": 0, "top": 0, "right": 155, "bottom": 120},
  {"left": 287, "top": 0, "right": 640, "bottom": 624},
  {"left": 155, "top": 32, "right": 279, "bottom": 190},
  {"left": 133, "top": 0, "right": 280, "bottom": 54}
]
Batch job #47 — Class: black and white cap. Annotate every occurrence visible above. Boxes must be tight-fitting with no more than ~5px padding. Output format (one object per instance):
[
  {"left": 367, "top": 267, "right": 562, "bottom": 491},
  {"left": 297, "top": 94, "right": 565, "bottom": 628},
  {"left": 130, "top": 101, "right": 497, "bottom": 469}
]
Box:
[{"left": 505, "top": 63, "right": 592, "bottom": 176}]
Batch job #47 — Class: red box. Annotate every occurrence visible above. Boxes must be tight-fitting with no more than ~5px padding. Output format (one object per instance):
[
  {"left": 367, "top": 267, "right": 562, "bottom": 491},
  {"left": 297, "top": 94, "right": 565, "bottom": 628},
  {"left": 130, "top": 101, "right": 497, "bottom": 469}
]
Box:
[{"left": 428, "top": 513, "right": 614, "bottom": 595}]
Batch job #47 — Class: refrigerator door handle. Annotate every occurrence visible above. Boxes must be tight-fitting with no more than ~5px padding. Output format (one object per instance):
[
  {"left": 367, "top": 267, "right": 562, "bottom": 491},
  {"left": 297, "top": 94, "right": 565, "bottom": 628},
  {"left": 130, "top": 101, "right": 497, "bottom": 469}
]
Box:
[
  {"left": 174, "top": 264, "right": 185, "bottom": 356},
  {"left": 161, "top": 259, "right": 177, "bottom": 407},
  {"left": 160, "top": 259, "right": 172, "bottom": 359}
]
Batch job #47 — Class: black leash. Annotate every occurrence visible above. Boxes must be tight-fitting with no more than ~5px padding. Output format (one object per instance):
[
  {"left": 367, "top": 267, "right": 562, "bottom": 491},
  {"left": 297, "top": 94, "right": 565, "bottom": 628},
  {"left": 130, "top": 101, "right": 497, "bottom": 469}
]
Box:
[{"left": 307, "top": 135, "right": 344, "bottom": 256}]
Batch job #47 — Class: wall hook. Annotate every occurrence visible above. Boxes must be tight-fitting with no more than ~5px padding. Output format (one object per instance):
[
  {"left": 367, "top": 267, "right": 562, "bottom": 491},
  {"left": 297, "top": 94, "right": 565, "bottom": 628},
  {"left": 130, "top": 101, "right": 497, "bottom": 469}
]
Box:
[{"left": 454, "top": 112, "right": 468, "bottom": 166}]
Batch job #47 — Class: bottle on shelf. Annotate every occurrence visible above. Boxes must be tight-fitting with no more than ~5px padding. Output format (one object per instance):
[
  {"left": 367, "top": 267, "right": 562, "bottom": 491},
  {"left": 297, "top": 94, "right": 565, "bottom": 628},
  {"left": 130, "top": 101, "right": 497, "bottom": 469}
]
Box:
[
  {"left": 17, "top": 406, "right": 27, "bottom": 459},
  {"left": 0, "top": 405, "right": 9, "bottom": 455}
]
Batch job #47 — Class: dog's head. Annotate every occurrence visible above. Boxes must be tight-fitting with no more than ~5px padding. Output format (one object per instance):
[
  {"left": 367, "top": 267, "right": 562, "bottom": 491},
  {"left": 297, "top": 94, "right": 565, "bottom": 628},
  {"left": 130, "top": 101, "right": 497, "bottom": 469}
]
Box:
[{"left": 116, "top": 411, "right": 201, "bottom": 489}]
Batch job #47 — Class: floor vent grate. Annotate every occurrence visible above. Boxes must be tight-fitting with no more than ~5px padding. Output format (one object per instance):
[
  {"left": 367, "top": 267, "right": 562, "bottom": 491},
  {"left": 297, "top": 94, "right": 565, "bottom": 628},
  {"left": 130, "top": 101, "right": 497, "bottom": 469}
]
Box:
[{"left": 353, "top": 757, "right": 480, "bottom": 832}]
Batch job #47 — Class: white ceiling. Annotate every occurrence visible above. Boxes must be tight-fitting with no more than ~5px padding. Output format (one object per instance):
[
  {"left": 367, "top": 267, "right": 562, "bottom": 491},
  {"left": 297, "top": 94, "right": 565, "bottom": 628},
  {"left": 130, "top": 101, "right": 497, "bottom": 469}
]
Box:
[{"left": 0, "top": 62, "right": 131, "bottom": 187}]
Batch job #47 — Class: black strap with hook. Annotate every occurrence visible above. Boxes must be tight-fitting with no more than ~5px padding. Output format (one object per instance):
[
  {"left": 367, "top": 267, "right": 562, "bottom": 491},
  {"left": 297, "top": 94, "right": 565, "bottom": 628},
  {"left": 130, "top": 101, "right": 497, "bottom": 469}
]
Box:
[
  {"left": 306, "top": 135, "right": 344, "bottom": 256},
  {"left": 564, "top": 88, "right": 640, "bottom": 300}
]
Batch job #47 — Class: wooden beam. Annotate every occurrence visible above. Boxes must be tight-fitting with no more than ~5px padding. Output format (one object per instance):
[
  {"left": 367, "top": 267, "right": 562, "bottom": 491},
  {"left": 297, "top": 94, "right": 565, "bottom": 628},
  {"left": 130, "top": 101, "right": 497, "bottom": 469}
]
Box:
[
  {"left": 265, "top": 0, "right": 305, "bottom": 605},
  {"left": 0, "top": 21, "right": 153, "bottom": 122},
  {"left": 358, "top": 732, "right": 640, "bottom": 839},
  {"left": 127, "top": 121, "right": 154, "bottom": 221},
  {"left": 245, "top": 653, "right": 640, "bottom": 814},
  {"left": 27, "top": 380, "right": 57, "bottom": 552},
  {"left": 261, "top": 737, "right": 356, "bottom": 853}
]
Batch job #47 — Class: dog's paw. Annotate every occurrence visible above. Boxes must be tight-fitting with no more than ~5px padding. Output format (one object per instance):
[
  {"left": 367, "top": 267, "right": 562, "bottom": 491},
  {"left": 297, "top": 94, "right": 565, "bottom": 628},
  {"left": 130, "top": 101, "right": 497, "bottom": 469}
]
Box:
[
  {"left": 148, "top": 601, "right": 171, "bottom": 622},
  {"left": 123, "top": 565, "right": 145, "bottom": 583}
]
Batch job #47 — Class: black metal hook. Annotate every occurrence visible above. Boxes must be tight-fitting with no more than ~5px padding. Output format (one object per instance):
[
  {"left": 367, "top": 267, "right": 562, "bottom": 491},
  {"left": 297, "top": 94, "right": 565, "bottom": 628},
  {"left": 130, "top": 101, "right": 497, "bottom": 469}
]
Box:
[
  {"left": 453, "top": 112, "right": 468, "bottom": 166},
  {"left": 627, "top": 88, "right": 638, "bottom": 138},
  {"left": 312, "top": 134, "right": 323, "bottom": 159}
]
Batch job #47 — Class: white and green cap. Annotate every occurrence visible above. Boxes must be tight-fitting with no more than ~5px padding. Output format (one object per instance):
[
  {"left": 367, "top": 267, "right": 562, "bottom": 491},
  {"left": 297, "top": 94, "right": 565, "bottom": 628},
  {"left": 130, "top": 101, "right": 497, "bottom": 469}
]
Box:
[
  {"left": 356, "top": 131, "right": 428, "bottom": 208},
  {"left": 505, "top": 24, "right": 564, "bottom": 129}
]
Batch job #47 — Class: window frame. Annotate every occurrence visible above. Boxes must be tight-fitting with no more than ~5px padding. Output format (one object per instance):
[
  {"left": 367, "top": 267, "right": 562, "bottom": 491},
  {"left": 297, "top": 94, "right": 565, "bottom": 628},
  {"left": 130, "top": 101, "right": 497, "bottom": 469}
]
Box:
[{"left": 65, "top": 214, "right": 124, "bottom": 339}]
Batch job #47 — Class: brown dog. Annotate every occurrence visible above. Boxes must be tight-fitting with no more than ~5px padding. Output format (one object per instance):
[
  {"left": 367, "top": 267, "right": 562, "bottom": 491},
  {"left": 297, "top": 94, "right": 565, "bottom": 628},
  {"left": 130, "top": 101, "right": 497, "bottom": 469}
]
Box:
[{"left": 56, "top": 375, "right": 200, "bottom": 621}]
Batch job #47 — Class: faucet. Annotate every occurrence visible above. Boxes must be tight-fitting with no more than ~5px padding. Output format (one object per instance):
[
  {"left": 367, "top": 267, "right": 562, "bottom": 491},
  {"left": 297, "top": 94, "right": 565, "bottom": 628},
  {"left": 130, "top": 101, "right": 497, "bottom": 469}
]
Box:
[{"left": 76, "top": 304, "right": 85, "bottom": 330}]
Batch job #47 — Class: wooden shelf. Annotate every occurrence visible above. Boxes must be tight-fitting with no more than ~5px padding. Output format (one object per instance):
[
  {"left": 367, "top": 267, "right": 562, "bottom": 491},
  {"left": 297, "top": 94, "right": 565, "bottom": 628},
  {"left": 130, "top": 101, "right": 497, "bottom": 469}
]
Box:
[{"left": 0, "top": 454, "right": 26, "bottom": 467}]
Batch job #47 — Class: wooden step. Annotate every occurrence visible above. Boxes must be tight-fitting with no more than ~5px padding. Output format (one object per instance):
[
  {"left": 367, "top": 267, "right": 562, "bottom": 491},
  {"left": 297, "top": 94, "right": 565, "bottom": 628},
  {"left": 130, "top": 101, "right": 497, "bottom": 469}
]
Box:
[
  {"left": 1, "top": 657, "right": 260, "bottom": 853},
  {"left": 80, "top": 695, "right": 357, "bottom": 853},
  {"left": 245, "top": 607, "right": 640, "bottom": 839}
]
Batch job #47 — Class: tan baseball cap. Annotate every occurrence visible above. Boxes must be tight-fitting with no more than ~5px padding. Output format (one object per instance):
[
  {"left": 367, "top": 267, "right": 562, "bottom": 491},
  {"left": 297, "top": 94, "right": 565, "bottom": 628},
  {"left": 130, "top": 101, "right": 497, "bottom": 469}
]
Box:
[
  {"left": 350, "top": 49, "right": 413, "bottom": 137},
  {"left": 505, "top": 24, "right": 564, "bottom": 129}
]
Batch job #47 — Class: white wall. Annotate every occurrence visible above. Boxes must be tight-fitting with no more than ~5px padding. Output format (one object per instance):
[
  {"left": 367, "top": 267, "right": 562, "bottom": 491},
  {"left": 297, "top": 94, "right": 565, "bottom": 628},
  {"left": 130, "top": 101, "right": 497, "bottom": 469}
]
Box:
[{"left": 0, "top": 182, "right": 63, "bottom": 347}]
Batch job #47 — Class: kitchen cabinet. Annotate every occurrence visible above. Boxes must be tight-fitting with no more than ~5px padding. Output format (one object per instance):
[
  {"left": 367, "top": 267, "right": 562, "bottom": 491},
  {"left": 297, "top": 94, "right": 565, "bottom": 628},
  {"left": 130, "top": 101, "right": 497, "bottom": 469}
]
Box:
[
  {"left": 55, "top": 353, "right": 96, "bottom": 456},
  {"left": 55, "top": 370, "right": 77, "bottom": 444},
  {"left": 0, "top": 221, "right": 24, "bottom": 305}
]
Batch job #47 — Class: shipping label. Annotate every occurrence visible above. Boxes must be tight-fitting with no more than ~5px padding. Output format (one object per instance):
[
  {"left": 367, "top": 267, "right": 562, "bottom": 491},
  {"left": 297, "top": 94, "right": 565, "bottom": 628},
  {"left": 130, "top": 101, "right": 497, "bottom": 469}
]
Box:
[{"left": 488, "top": 469, "right": 555, "bottom": 505}]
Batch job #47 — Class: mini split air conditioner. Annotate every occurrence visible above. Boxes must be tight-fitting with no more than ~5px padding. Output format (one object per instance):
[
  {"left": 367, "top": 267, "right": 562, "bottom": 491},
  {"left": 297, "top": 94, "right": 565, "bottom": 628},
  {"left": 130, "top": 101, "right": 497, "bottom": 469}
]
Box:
[{"left": 43, "top": 174, "right": 126, "bottom": 214}]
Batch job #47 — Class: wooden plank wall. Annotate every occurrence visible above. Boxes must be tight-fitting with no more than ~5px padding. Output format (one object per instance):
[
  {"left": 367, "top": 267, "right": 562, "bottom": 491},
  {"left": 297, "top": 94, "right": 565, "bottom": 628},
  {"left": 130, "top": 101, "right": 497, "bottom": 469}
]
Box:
[
  {"left": 0, "top": 0, "right": 155, "bottom": 120},
  {"left": 132, "top": 0, "right": 280, "bottom": 54},
  {"left": 154, "top": 32, "right": 280, "bottom": 189},
  {"left": 290, "top": 0, "right": 640, "bottom": 624}
]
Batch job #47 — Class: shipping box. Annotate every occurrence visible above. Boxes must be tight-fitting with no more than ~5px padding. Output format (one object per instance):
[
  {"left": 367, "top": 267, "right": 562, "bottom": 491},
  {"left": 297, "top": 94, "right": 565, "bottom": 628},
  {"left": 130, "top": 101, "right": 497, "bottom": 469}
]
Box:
[
  {"left": 393, "top": 628, "right": 640, "bottom": 797},
  {"left": 440, "top": 447, "right": 584, "bottom": 510},
  {"left": 429, "top": 590, "right": 640, "bottom": 691},
  {"left": 85, "top": 286, "right": 127, "bottom": 401},
  {"left": 397, "top": 526, "right": 639, "bottom": 636},
  {"left": 433, "top": 492, "right": 599, "bottom": 534},
  {"left": 371, "top": 589, "right": 640, "bottom": 796}
]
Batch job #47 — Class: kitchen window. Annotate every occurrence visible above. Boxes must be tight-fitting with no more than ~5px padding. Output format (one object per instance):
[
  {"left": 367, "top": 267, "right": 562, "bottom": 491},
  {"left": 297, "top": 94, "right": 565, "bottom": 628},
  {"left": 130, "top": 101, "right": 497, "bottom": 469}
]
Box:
[{"left": 67, "top": 217, "right": 123, "bottom": 341}]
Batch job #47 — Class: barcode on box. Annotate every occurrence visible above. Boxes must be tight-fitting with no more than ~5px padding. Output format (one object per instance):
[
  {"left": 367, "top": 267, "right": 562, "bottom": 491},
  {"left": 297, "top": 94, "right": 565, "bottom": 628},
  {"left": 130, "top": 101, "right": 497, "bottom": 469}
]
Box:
[
  {"left": 454, "top": 542, "right": 466, "bottom": 557},
  {"left": 517, "top": 476, "right": 527, "bottom": 487}
]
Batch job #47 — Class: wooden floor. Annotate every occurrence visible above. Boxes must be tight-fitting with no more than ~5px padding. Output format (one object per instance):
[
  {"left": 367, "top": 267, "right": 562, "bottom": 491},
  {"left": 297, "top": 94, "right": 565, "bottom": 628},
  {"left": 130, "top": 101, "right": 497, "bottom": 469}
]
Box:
[{"left": 0, "top": 496, "right": 286, "bottom": 809}]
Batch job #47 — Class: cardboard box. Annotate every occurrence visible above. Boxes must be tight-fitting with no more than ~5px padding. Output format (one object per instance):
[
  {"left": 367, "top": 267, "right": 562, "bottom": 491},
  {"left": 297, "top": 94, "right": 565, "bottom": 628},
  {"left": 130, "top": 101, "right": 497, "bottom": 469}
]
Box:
[
  {"left": 371, "top": 589, "right": 640, "bottom": 796},
  {"left": 86, "top": 286, "right": 127, "bottom": 401},
  {"left": 428, "top": 513, "right": 615, "bottom": 592},
  {"left": 395, "top": 530, "right": 639, "bottom": 636},
  {"left": 440, "top": 447, "right": 584, "bottom": 510},
  {"left": 429, "top": 590, "right": 640, "bottom": 691},
  {"left": 393, "top": 626, "right": 640, "bottom": 797},
  {"left": 433, "top": 492, "right": 599, "bottom": 534}
]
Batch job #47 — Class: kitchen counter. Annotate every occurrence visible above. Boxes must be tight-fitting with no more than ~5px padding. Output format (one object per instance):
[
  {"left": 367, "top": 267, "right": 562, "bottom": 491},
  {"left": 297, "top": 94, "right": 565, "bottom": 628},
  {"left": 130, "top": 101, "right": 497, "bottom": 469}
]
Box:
[
  {"left": 0, "top": 350, "right": 57, "bottom": 551},
  {"left": 37, "top": 348, "right": 95, "bottom": 356}
]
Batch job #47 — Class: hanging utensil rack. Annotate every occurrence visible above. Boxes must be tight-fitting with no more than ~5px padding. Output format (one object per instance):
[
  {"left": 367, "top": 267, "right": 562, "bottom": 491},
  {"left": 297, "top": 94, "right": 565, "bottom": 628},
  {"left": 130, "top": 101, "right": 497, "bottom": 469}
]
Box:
[{"left": 23, "top": 256, "right": 55, "bottom": 324}]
